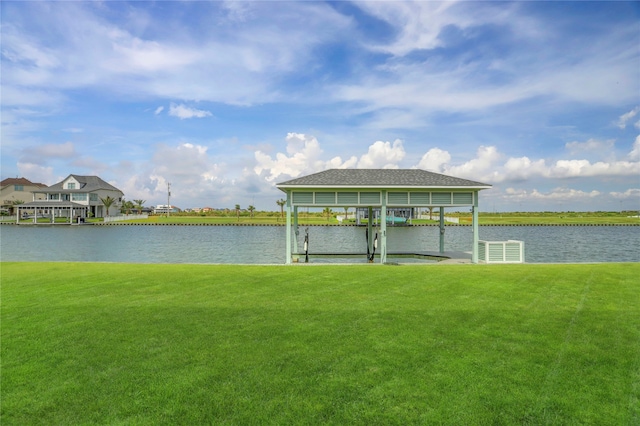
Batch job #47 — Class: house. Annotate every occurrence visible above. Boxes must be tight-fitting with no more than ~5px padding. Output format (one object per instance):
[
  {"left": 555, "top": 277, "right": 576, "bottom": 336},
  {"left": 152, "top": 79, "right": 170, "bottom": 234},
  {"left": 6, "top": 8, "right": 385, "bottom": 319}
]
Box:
[
  {"left": 153, "top": 204, "right": 181, "bottom": 214},
  {"left": 1, "top": 177, "right": 48, "bottom": 213},
  {"left": 17, "top": 175, "right": 124, "bottom": 222}
]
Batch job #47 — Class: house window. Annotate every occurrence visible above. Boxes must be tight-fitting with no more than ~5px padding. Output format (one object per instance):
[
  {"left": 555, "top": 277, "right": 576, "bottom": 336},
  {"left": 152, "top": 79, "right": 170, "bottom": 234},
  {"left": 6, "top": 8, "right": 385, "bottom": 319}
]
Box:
[
  {"left": 72, "top": 193, "right": 87, "bottom": 201},
  {"left": 14, "top": 185, "right": 24, "bottom": 191},
  {"left": 90, "top": 193, "right": 98, "bottom": 201},
  {"left": 50, "top": 194, "right": 59, "bottom": 200},
  {"left": 68, "top": 183, "right": 76, "bottom": 189}
]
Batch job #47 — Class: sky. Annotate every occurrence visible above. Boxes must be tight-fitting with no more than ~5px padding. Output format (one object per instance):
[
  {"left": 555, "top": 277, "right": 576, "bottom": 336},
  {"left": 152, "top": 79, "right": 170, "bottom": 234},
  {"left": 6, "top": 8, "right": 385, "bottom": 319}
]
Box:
[{"left": 1, "top": 1, "right": 639, "bottom": 212}]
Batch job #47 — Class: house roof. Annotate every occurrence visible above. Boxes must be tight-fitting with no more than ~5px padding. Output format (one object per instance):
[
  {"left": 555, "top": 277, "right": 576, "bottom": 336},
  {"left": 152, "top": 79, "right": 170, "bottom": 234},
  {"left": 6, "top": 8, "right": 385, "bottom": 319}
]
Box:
[
  {"left": 37, "top": 175, "right": 123, "bottom": 193},
  {"left": 277, "top": 169, "right": 492, "bottom": 190},
  {"left": 0, "top": 177, "right": 47, "bottom": 189}
]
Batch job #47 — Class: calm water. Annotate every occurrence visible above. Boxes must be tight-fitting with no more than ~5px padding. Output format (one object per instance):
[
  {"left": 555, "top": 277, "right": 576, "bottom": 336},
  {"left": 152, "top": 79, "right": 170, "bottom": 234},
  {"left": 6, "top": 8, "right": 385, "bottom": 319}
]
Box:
[{"left": 1, "top": 224, "right": 638, "bottom": 264}]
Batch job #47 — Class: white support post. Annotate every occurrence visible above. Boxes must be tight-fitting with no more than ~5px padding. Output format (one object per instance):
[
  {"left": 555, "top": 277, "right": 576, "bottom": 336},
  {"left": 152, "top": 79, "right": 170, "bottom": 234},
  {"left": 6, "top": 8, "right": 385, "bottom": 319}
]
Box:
[
  {"left": 380, "top": 190, "right": 387, "bottom": 263},
  {"left": 285, "top": 192, "right": 292, "bottom": 264},
  {"left": 293, "top": 206, "right": 299, "bottom": 262},
  {"left": 439, "top": 208, "right": 445, "bottom": 254},
  {"left": 472, "top": 200, "right": 479, "bottom": 264}
]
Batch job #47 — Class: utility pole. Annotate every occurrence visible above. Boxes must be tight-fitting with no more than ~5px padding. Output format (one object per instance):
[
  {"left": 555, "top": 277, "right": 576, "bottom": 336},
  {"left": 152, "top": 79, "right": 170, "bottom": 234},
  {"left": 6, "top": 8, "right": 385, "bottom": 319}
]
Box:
[{"left": 167, "top": 182, "right": 171, "bottom": 218}]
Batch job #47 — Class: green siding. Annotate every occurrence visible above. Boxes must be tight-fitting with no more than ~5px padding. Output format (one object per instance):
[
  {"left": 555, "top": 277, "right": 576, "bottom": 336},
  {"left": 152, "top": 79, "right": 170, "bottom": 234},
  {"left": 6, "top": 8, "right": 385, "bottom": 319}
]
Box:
[
  {"left": 291, "top": 189, "right": 477, "bottom": 207},
  {"left": 292, "top": 192, "right": 313, "bottom": 204},
  {"left": 388, "top": 192, "right": 409, "bottom": 205},
  {"left": 432, "top": 192, "right": 452, "bottom": 205},
  {"left": 410, "top": 192, "right": 430, "bottom": 204},
  {"left": 453, "top": 192, "right": 473, "bottom": 204},
  {"left": 337, "top": 192, "right": 359, "bottom": 205},
  {"left": 315, "top": 192, "right": 336, "bottom": 204},
  {"left": 360, "top": 192, "right": 381, "bottom": 204}
]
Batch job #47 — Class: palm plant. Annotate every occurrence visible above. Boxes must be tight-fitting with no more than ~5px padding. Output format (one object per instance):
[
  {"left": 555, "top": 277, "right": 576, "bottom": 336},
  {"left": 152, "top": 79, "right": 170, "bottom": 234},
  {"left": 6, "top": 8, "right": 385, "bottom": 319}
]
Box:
[
  {"left": 248, "top": 205, "right": 255, "bottom": 218},
  {"left": 235, "top": 204, "right": 241, "bottom": 222},
  {"left": 133, "top": 199, "right": 146, "bottom": 214},
  {"left": 276, "top": 199, "right": 286, "bottom": 221},
  {"left": 100, "top": 196, "right": 116, "bottom": 217},
  {"left": 10, "top": 200, "right": 24, "bottom": 216},
  {"left": 323, "top": 207, "right": 332, "bottom": 222},
  {"left": 121, "top": 199, "right": 134, "bottom": 215}
]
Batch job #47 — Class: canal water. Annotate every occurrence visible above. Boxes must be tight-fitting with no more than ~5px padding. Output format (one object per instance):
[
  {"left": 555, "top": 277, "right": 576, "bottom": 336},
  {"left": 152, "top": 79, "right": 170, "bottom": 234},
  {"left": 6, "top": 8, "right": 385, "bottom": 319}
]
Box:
[{"left": 1, "top": 224, "right": 638, "bottom": 264}]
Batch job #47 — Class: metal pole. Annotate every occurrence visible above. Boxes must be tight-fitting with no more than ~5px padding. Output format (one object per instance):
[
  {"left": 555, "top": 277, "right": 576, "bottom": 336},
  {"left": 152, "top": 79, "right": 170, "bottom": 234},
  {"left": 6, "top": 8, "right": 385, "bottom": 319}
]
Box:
[{"left": 167, "top": 182, "right": 171, "bottom": 218}]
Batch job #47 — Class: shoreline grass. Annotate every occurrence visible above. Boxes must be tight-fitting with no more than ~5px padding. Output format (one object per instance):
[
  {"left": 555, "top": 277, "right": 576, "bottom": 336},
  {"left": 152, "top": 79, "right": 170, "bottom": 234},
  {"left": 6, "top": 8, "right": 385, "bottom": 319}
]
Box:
[
  {"left": 4, "top": 211, "right": 639, "bottom": 225},
  {"left": 2, "top": 262, "right": 639, "bottom": 424}
]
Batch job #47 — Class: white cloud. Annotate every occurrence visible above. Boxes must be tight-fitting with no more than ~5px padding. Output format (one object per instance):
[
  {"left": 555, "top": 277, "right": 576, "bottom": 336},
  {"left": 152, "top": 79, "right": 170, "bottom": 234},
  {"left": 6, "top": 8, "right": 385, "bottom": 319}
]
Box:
[
  {"left": 610, "top": 188, "right": 640, "bottom": 200},
  {"left": 154, "top": 106, "right": 164, "bottom": 115},
  {"left": 617, "top": 106, "right": 640, "bottom": 129},
  {"left": 629, "top": 135, "right": 640, "bottom": 161},
  {"left": 445, "top": 145, "right": 502, "bottom": 182},
  {"left": 356, "top": 140, "right": 405, "bottom": 169},
  {"left": 549, "top": 159, "right": 639, "bottom": 178},
  {"left": 152, "top": 142, "right": 211, "bottom": 177},
  {"left": 254, "top": 133, "right": 326, "bottom": 182},
  {"left": 254, "top": 135, "right": 407, "bottom": 182},
  {"left": 356, "top": 1, "right": 480, "bottom": 56},
  {"left": 413, "top": 144, "right": 639, "bottom": 183},
  {"left": 333, "top": 2, "right": 638, "bottom": 127},
  {"left": 21, "top": 141, "right": 76, "bottom": 164},
  {"left": 1, "top": 1, "right": 352, "bottom": 108},
  {"left": 16, "top": 162, "right": 56, "bottom": 185},
  {"left": 504, "top": 187, "right": 601, "bottom": 201},
  {"left": 417, "top": 148, "right": 451, "bottom": 173},
  {"left": 503, "top": 156, "right": 548, "bottom": 181},
  {"left": 168, "top": 103, "right": 212, "bottom": 120},
  {"left": 565, "top": 138, "right": 615, "bottom": 155}
]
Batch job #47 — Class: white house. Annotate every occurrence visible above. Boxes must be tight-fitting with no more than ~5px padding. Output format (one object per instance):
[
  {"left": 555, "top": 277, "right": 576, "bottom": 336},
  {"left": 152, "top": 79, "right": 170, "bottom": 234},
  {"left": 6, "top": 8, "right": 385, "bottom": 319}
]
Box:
[
  {"left": 154, "top": 204, "right": 181, "bottom": 214},
  {"left": 17, "top": 175, "right": 124, "bottom": 222}
]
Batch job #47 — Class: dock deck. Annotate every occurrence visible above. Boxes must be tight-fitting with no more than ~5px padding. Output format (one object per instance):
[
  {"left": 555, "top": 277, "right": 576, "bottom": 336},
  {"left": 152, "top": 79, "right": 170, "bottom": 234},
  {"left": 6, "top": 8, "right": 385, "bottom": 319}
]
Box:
[{"left": 294, "top": 251, "right": 472, "bottom": 264}]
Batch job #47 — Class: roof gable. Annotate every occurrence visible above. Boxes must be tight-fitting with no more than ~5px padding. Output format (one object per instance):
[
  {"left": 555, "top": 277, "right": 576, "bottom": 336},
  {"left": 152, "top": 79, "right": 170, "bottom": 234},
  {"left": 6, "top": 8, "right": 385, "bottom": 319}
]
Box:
[
  {"left": 1, "top": 177, "right": 47, "bottom": 188},
  {"left": 277, "top": 169, "right": 491, "bottom": 189},
  {"left": 43, "top": 175, "right": 123, "bottom": 193}
]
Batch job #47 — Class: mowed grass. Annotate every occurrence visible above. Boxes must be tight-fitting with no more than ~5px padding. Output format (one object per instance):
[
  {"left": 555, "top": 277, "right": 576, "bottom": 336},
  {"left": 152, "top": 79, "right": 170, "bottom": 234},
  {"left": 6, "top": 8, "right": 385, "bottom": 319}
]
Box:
[{"left": 2, "top": 262, "right": 639, "bottom": 425}]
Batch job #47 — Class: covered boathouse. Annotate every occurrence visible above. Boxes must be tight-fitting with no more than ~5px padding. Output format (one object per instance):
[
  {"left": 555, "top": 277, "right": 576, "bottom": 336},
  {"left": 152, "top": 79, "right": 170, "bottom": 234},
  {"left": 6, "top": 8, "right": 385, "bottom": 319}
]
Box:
[{"left": 276, "top": 169, "right": 492, "bottom": 264}]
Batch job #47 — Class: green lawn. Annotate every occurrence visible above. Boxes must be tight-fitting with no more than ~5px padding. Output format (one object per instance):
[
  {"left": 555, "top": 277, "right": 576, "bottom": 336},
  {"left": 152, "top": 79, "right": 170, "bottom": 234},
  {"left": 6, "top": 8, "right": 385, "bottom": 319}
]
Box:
[{"left": 2, "top": 262, "right": 639, "bottom": 424}]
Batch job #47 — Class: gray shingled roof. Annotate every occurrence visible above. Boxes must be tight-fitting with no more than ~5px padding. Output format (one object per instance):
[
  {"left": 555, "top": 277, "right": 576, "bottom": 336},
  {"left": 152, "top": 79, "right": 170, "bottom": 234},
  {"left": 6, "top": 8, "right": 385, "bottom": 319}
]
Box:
[
  {"left": 38, "top": 175, "right": 123, "bottom": 193},
  {"left": 277, "top": 169, "right": 491, "bottom": 189}
]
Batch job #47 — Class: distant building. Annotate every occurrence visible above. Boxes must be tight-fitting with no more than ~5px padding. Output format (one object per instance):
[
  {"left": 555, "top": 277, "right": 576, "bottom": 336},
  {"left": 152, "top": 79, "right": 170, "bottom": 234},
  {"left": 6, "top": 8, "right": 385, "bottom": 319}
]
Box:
[
  {"left": 154, "top": 204, "right": 181, "bottom": 214},
  {"left": 1, "top": 177, "right": 48, "bottom": 213}
]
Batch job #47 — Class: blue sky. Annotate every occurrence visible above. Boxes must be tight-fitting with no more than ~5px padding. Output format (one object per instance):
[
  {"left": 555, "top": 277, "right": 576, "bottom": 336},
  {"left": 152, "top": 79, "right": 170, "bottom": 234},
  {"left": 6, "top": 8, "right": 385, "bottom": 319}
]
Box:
[{"left": 2, "top": 1, "right": 639, "bottom": 212}]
